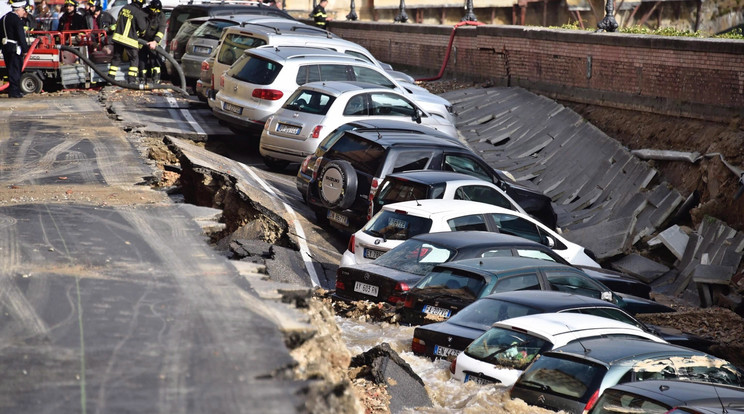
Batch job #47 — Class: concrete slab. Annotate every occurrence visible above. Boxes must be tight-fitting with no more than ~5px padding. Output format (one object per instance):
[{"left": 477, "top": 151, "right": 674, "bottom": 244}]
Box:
[
  {"left": 691, "top": 263, "right": 735, "bottom": 285},
  {"left": 649, "top": 225, "right": 690, "bottom": 261},
  {"left": 610, "top": 253, "right": 670, "bottom": 284},
  {"left": 563, "top": 216, "right": 634, "bottom": 259}
]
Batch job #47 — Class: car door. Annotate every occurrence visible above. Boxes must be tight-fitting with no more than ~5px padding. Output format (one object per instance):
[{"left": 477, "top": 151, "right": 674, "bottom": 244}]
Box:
[
  {"left": 490, "top": 273, "right": 542, "bottom": 294},
  {"left": 543, "top": 268, "right": 613, "bottom": 301}
]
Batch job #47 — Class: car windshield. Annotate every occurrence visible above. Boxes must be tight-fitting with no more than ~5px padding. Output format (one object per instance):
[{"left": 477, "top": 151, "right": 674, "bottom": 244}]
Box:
[
  {"left": 283, "top": 89, "right": 335, "bottom": 115},
  {"left": 517, "top": 355, "right": 606, "bottom": 402},
  {"left": 228, "top": 55, "right": 282, "bottom": 85},
  {"left": 412, "top": 268, "right": 486, "bottom": 300},
  {"left": 362, "top": 210, "right": 432, "bottom": 241},
  {"left": 631, "top": 356, "right": 743, "bottom": 386},
  {"left": 590, "top": 389, "right": 671, "bottom": 414},
  {"left": 193, "top": 20, "right": 236, "bottom": 40},
  {"left": 447, "top": 299, "right": 539, "bottom": 330},
  {"left": 373, "top": 239, "right": 454, "bottom": 276},
  {"left": 465, "top": 327, "right": 550, "bottom": 370},
  {"left": 217, "top": 33, "right": 267, "bottom": 65}
]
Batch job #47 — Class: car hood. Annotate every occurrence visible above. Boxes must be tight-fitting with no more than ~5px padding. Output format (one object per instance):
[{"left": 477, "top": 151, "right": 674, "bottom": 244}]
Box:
[
  {"left": 646, "top": 324, "right": 716, "bottom": 353},
  {"left": 344, "top": 262, "right": 423, "bottom": 284},
  {"left": 420, "top": 320, "right": 487, "bottom": 342},
  {"left": 617, "top": 292, "right": 676, "bottom": 315}
]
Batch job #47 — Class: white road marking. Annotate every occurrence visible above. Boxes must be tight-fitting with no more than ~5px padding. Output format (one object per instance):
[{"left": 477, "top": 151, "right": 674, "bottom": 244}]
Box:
[
  {"left": 164, "top": 93, "right": 206, "bottom": 136},
  {"left": 239, "top": 163, "right": 321, "bottom": 288}
]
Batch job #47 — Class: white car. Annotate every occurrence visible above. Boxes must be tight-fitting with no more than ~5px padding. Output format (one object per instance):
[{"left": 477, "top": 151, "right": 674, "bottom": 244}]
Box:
[
  {"left": 258, "top": 81, "right": 458, "bottom": 169},
  {"left": 211, "top": 46, "right": 455, "bottom": 133},
  {"left": 451, "top": 312, "right": 667, "bottom": 387},
  {"left": 340, "top": 199, "right": 600, "bottom": 267}
]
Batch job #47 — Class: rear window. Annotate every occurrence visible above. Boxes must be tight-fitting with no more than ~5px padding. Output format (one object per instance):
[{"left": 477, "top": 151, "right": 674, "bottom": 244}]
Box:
[
  {"left": 325, "top": 134, "right": 385, "bottom": 176},
  {"left": 296, "top": 64, "right": 350, "bottom": 85},
  {"left": 448, "top": 299, "right": 539, "bottom": 330},
  {"left": 228, "top": 55, "right": 282, "bottom": 85},
  {"left": 465, "top": 326, "right": 551, "bottom": 370},
  {"left": 413, "top": 268, "right": 486, "bottom": 299},
  {"left": 283, "top": 89, "right": 335, "bottom": 115},
  {"left": 193, "top": 20, "right": 235, "bottom": 40},
  {"left": 517, "top": 355, "right": 606, "bottom": 402},
  {"left": 175, "top": 20, "right": 204, "bottom": 41},
  {"left": 218, "top": 34, "right": 267, "bottom": 65},
  {"left": 590, "top": 389, "right": 670, "bottom": 414},
  {"left": 362, "top": 210, "right": 432, "bottom": 241},
  {"left": 373, "top": 239, "right": 454, "bottom": 276}
]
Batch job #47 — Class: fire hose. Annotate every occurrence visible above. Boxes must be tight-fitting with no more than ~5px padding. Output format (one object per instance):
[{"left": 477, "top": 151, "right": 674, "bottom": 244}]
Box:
[
  {"left": 0, "top": 38, "right": 40, "bottom": 92},
  {"left": 58, "top": 38, "right": 189, "bottom": 97},
  {"left": 415, "top": 21, "right": 484, "bottom": 83}
]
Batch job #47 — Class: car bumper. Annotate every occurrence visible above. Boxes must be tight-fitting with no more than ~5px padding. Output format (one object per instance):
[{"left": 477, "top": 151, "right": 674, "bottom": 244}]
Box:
[
  {"left": 180, "top": 54, "right": 208, "bottom": 80},
  {"left": 211, "top": 105, "right": 266, "bottom": 132}
]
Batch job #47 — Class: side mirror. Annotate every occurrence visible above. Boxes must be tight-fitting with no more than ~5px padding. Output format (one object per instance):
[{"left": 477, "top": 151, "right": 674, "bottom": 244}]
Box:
[
  {"left": 601, "top": 291, "right": 613, "bottom": 302},
  {"left": 412, "top": 108, "right": 422, "bottom": 124},
  {"left": 541, "top": 235, "right": 555, "bottom": 248}
]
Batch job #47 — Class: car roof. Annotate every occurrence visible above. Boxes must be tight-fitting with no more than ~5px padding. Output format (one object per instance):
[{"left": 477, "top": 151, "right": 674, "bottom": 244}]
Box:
[
  {"left": 436, "top": 256, "right": 576, "bottom": 276},
  {"left": 346, "top": 129, "right": 466, "bottom": 148},
  {"left": 604, "top": 379, "right": 744, "bottom": 409},
  {"left": 298, "top": 81, "right": 394, "bottom": 96},
  {"left": 247, "top": 45, "right": 367, "bottom": 62},
  {"left": 409, "top": 231, "right": 550, "bottom": 250},
  {"left": 383, "top": 170, "right": 495, "bottom": 186},
  {"left": 546, "top": 337, "right": 705, "bottom": 365},
  {"left": 339, "top": 120, "right": 458, "bottom": 140},
  {"left": 494, "top": 312, "right": 646, "bottom": 338},
  {"left": 223, "top": 20, "right": 334, "bottom": 38},
  {"left": 481, "top": 290, "right": 621, "bottom": 310},
  {"left": 382, "top": 199, "right": 511, "bottom": 217}
]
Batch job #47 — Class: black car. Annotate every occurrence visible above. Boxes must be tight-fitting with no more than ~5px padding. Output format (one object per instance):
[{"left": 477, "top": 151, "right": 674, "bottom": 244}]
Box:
[
  {"left": 588, "top": 379, "right": 744, "bottom": 414},
  {"left": 333, "top": 231, "right": 577, "bottom": 305},
  {"left": 397, "top": 256, "right": 620, "bottom": 324},
  {"left": 299, "top": 126, "right": 557, "bottom": 233},
  {"left": 411, "top": 290, "right": 713, "bottom": 360}
]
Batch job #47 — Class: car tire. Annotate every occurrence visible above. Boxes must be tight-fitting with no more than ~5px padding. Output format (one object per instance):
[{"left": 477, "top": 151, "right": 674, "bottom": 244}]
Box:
[
  {"left": 262, "top": 156, "right": 289, "bottom": 172},
  {"left": 20, "top": 72, "right": 43, "bottom": 94},
  {"left": 319, "top": 160, "right": 357, "bottom": 210}
]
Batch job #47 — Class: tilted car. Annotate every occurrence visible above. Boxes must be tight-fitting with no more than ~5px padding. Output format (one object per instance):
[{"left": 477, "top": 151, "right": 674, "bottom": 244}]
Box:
[
  {"left": 340, "top": 199, "right": 598, "bottom": 267},
  {"left": 587, "top": 379, "right": 744, "bottom": 414},
  {"left": 258, "top": 81, "right": 457, "bottom": 170},
  {"left": 411, "top": 290, "right": 709, "bottom": 361},
  {"left": 211, "top": 46, "right": 454, "bottom": 133},
  {"left": 300, "top": 127, "right": 557, "bottom": 234},
  {"left": 451, "top": 312, "right": 666, "bottom": 387},
  {"left": 510, "top": 337, "right": 744, "bottom": 414}
]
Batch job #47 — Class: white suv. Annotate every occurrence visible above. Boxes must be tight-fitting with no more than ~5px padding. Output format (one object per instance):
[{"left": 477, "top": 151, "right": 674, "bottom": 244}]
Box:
[{"left": 211, "top": 46, "right": 455, "bottom": 132}]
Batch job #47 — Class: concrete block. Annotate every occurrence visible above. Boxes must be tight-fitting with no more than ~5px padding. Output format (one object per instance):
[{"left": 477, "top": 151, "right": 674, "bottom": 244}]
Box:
[
  {"left": 610, "top": 253, "right": 670, "bottom": 284},
  {"left": 692, "top": 263, "right": 735, "bottom": 285},
  {"left": 650, "top": 225, "right": 689, "bottom": 261},
  {"left": 563, "top": 216, "right": 634, "bottom": 259}
]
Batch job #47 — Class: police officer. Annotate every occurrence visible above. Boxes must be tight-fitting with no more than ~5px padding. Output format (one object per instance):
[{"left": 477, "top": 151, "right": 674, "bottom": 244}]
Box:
[
  {"left": 108, "top": 0, "right": 147, "bottom": 84},
  {"left": 311, "top": 0, "right": 331, "bottom": 29},
  {"left": 139, "top": 0, "right": 165, "bottom": 83},
  {"left": 58, "top": 0, "right": 86, "bottom": 31},
  {"left": 0, "top": 0, "right": 29, "bottom": 98}
]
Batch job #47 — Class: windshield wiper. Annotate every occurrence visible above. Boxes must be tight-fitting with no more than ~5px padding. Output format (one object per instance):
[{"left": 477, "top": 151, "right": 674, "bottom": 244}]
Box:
[{"left": 519, "top": 380, "right": 552, "bottom": 392}]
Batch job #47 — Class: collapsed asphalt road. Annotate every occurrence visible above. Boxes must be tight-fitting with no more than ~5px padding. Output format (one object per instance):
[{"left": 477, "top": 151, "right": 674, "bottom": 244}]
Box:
[{"left": 0, "top": 90, "right": 356, "bottom": 413}]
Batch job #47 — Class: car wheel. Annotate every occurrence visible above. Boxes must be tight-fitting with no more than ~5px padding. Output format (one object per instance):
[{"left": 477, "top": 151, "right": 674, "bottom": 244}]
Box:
[
  {"left": 262, "top": 156, "right": 289, "bottom": 172},
  {"left": 318, "top": 160, "right": 357, "bottom": 210},
  {"left": 20, "top": 72, "right": 43, "bottom": 94},
  {"left": 312, "top": 207, "right": 330, "bottom": 227}
]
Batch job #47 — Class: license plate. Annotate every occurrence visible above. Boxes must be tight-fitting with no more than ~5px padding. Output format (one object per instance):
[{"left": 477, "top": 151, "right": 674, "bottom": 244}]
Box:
[
  {"left": 193, "top": 46, "right": 211, "bottom": 54},
  {"left": 277, "top": 123, "right": 301, "bottom": 135},
  {"left": 464, "top": 374, "right": 494, "bottom": 386},
  {"left": 354, "top": 281, "right": 379, "bottom": 297},
  {"left": 364, "top": 248, "right": 385, "bottom": 260},
  {"left": 224, "top": 103, "right": 242, "bottom": 115},
  {"left": 327, "top": 210, "right": 349, "bottom": 226},
  {"left": 423, "top": 305, "right": 451, "bottom": 318},
  {"left": 433, "top": 345, "right": 460, "bottom": 358}
]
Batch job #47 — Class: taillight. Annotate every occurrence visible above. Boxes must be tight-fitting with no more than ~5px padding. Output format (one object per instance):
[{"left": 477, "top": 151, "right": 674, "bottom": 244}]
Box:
[
  {"left": 582, "top": 389, "right": 600, "bottom": 414},
  {"left": 403, "top": 294, "right": 415, "bottom": 309},
  {"left": 388, "top": 282, "right": 409, "bottom": 304},
  {"left": 449, "top": 357, "right": 457, "bottom": 374},
  {"left": 411, "top": 337, "right": 426, "bottom": 355},
  {"left": 347, "top": 234, "right": 355, "bottom": 254},
  {"left": 311, "top": 157, "right": 323, "bottom": 180},
  {"left": 311, "top": 125, "right": 323, "bottom": 139},
  {"left": 220, "top": 73, "right": 225, "bottom": 88},
  {"left": 251, "top": 89, "right": 284, "bottom": 100},
  {"left": 300, "top": 155, "right": 312, "bottom": 174},
  {"left": 367, "top": 177, "right": 381, "bottom": 220},
  {"left": 201, "top": 60, "right": 210, "bottom": 71},
  {"left": 335, "top": 279, "right": 345, "bottom": 291}
]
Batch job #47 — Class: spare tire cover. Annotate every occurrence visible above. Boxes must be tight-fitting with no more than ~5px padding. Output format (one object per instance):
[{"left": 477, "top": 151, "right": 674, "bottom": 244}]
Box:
[{"left": 319, "top": 160, "right": 358, "bottom": 210}]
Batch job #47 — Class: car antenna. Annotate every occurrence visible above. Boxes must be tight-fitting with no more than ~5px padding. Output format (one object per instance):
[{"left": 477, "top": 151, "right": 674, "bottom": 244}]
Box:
[
  {"left": 412, "top": 194, "right": 421, "bottom": 206},
  {"left": 712, "top": 384, "right": 728, "bottom": 413},
  {"left": 565, "top": 323, "right": 591, "bottom": 355}
]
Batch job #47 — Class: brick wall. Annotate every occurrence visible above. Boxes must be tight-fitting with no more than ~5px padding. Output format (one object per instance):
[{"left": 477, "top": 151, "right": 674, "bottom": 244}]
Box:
[{"left": 328, "top": 21, "right": 744, "bottom": 121}]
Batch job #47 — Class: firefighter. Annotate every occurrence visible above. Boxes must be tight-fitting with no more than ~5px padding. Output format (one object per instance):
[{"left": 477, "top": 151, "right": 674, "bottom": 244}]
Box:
[
  {"left": 85, "top": 0, "right": 114, "bottom": 30},
  {"left": 311, "top": 0, "right": 332, "bottom": 29},
  {"left": 0, "top": 0, "right": 30, "bottom": 98},
  {"left": 108, "top": 0, "right": 147, "bottom": 84},
  {"left": 58, "top": 0, "right": 86, "bottom": 31},
  {"left": 139, "top": 0, "right": 165, "bottom": 83},
  {"left": 22, "top": 3, "right": 35, "bottom": 31}
]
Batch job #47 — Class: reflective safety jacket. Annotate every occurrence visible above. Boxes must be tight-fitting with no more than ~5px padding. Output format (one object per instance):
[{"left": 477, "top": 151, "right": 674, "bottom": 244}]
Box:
[
  {"left": 111, "top": 3, "right": 147, "bottom": 48},
  {"left": 142, "top": 11, "right": 165, "bottom": 43},
  {"left": 311, "top": 4, "right": 327, "bottom": 27}
]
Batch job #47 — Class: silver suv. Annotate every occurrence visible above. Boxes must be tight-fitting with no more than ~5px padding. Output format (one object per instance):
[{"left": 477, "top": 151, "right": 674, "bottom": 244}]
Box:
[{"left": 211, "top": 46, "right": 455, "bottom": 132}]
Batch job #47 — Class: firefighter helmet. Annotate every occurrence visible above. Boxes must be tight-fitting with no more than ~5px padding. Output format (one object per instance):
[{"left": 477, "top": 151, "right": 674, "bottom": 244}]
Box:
[
  {"left": 148, "top": 0, "right": 162, "bottom": 12},
  {"left": 131, "top": 0, "right": 145, "bottom": 6},
  {"left": 63, "top": 0, "right": 76, "bottom": 6},
  {"left": 23, "top": 3, "right": 32, "bottom": 12}
]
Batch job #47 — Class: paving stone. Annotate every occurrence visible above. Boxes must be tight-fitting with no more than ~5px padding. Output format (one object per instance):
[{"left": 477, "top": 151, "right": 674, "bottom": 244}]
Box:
[
  {"left": 649, "top": 225, "right": 690, "bottom": 261},
  {"left": 610, "top": 253, "right": 670, "bottom": 284},
  {"left": 692, "top": 263, "right": 735, "bottom": 285},
  {"left": 563, "top": 216, "right": 634, "bottom": 258}
]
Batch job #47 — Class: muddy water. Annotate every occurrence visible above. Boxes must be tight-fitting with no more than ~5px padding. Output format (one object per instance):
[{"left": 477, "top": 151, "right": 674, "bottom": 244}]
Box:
[{"left": 336, "top": 317, "right": 562, "bottom": 414}]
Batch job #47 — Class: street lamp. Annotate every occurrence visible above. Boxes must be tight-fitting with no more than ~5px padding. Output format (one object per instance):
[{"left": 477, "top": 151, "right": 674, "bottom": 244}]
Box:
[
  {"left": 597, "top": 0, "right": 618, "bottom": 32},
  {"left": 394, "top": 0, "right": 408, "bottom": 22},
  {"left": 462, "top": 0, "right": 477, "bottom": 21},
  {"left": 346, "top": 0, "right": 358, "bottom": 20}
]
